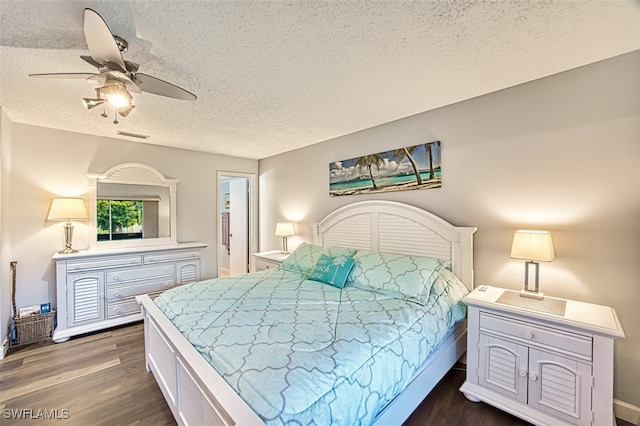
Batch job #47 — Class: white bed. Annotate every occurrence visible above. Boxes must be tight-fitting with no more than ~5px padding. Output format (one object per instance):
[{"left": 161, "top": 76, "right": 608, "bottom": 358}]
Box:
[{"left": 137, "top": 200, "right": 476, "bottom": 425}]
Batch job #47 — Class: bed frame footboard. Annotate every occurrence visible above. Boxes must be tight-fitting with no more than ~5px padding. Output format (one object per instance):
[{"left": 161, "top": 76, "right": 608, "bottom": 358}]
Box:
[{"left": 137, "top": 294, "right": 265, "bottom": 426}]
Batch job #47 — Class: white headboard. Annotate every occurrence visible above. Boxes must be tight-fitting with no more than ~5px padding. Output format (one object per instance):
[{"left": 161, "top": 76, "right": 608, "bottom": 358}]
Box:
[{"left": 312, "top": 200, "right": 477, "bottom": 290}]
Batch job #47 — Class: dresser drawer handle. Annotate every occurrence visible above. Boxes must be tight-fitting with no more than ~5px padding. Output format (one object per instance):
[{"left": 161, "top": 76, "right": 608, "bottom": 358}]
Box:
[
  {"left": 165, "top": 283, "right": 172, "bottom": 289},
  {"left": 114, "top": 308, "right": 122, "bottom": 315},
  {"left": 112, "top": 275, "right": 120, "bottom": 281},
  {"left": 130, "top": 260, "right": 137, "bottom": 264},
  {"left": 148, "top": 257, "right": 156, "bottom": 262},
  {"left": 529, "top": 373, "right": 538, "bottom": 381},
  {"left": 524, "top": 331, "right": 533, "bottom": 339},
  {"left": 518, "top": 370, "right": 527, "bottom": 377},
  {"left": 74, "top": 265, "right": 80, "bottom": 270},
  {"left": 113, "top": 291, "right": 121, "bottom": 298},
  {"left": 165, "top": 268, "right": 172, "bottom": 273}
]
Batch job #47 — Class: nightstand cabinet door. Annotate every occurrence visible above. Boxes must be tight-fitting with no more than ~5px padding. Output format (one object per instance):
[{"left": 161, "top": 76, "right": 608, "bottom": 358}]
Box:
[
  {"left": 528, "top": 349, "right": 592, "bottom": 425},
  {"left": 479, "top": 334, "right": 528, "bottom": 404}
]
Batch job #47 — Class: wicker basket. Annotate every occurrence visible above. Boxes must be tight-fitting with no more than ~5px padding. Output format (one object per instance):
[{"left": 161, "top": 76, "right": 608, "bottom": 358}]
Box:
[{"left": 10, "top": 310, "right": 56, "bottom": 348}]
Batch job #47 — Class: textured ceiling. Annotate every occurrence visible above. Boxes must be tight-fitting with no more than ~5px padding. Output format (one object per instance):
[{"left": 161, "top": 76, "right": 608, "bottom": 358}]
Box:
[{"left": 1, "top": 1, "right": 638, "bottom": 160}]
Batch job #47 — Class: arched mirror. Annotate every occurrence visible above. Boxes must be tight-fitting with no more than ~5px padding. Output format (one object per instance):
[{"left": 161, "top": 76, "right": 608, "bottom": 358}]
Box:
[{"left": 87, "top": 163, "right": 178, "bottom": 248}]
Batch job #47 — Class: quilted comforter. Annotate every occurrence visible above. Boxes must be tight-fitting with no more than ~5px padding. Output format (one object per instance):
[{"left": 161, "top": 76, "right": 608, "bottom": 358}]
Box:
[{"left": 154, "top": 266, "right": 467, "bottom": 425}]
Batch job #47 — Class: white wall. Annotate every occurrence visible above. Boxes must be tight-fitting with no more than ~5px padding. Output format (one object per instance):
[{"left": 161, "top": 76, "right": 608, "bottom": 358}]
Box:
[
  {"left": 0, "top": 108, "right": 14, "bottom": 354},
  {"left": 4, "top": 124, "right": 258, "bottom": 316},
  {"left": 258, "top": 51, "right": 640, "bottom": 408}
]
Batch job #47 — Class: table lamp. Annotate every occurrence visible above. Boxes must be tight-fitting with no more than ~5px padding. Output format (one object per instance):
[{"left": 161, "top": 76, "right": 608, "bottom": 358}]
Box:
[
  {"left": 275, "top": 222, "right": 295, "bottom": 252},
  {"left": 510, "top": 230, "right": 555, "bottom": 300},
  {"left": 48, "top": 198, "right": 88, "bottom": 254}
]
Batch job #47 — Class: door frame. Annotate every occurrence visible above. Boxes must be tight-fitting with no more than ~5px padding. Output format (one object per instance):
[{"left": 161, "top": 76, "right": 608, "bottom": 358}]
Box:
[{"left": 217, "top": 171, "right": 257, "bottom": 276}]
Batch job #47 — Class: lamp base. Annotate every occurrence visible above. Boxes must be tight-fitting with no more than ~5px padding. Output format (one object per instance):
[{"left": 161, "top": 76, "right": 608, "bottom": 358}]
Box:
[
  {"left": 519, "top": 290, "right": 544, "bottom": 300},
  {"left": 58, "top": 247, "right": 79, "bottom": 254},
  {"left": 59, "top": 222, "right": 78, "bottom": 254}
]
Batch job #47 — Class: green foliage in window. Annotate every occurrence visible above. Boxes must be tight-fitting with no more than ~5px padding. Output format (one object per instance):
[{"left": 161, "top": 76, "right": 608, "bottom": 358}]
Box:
[{"left": 97, "top": 200, "right": 143, "bottom": 237}]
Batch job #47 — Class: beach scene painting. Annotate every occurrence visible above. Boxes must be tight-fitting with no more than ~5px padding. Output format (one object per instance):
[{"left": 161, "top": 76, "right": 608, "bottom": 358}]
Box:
[{"left": 330, "top": 141, "right": 442, "bottom": 196}]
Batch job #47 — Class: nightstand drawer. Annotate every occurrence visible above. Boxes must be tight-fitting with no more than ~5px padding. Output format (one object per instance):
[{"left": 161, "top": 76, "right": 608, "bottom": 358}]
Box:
[
  {"left": 255, "top": 258, "right": 280, "bottom": 271},
  {"left": 480, "top": 312, "right": 592, "bottom": 360}
]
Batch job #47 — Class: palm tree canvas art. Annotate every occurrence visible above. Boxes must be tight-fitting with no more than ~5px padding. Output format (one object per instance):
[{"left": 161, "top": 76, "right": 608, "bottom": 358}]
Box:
[{"left": 329, "top": 141, "right": 442, "bottom": 196}]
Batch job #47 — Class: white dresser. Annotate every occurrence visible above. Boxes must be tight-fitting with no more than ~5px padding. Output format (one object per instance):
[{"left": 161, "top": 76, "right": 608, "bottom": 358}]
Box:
[
  {"left": 460, "top": 285, "right": 625, "bottom": 426},
  {"left": 53, "top": 242, "right": 206, "bottom": 342}
]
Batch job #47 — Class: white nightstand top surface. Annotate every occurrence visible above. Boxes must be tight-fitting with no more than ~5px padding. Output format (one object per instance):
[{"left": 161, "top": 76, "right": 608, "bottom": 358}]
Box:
[
  {"left": 253, "top": 250, "right": 290, "bottom": 262},
  {"left": 463, "top": 285, "right": 625, "bottom": 339}
]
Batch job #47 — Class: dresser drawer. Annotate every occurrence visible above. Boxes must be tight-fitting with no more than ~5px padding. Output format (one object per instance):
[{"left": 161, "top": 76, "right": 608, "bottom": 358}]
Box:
[
  {"left": 106, "top": 264, "right": 175, "bottom": 284},
  {"left": 106, "top": 278, "right": 174, "bottom": 301},
  {"left": 107, "top": 300, "right": 142, "bottom": 319},
  {"left": 144, "top": 250, "right": 201, "bottom": 264},
  {"left": 480, "top": 312, "right": 592, "bottom": 360},
  {"left": 67, "top": 255, "right": 142, "bottom": 272}
]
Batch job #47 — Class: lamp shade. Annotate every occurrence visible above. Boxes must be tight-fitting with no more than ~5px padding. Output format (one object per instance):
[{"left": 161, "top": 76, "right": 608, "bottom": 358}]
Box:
[
  {"left": 48, "top": 198, "right": 88, "bottom": 221},
  {"left": 275, "top": 222, "right": 295, "bottom": 237},
  {"left": 510, "top": 230, "right": 555, "bottom": 262}
]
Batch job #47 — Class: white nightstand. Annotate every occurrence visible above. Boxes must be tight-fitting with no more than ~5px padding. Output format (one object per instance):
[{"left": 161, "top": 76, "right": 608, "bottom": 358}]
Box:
[
  {"left": 460, "top": 285, "right": 625, "bottom": 426},
  {"left": 252, "top": 250, "right": 290, "bottom": 272}
]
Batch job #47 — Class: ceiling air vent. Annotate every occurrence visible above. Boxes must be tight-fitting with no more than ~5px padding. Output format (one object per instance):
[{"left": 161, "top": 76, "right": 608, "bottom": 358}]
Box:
[{"left": 117, "top": 130, "right": 150, "bottom": 140}]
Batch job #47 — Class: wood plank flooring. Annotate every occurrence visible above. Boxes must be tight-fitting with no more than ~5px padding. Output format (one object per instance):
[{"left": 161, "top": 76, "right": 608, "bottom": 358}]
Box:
[{"left": 0, "top": 323, "right": 632, "bottom": 426}]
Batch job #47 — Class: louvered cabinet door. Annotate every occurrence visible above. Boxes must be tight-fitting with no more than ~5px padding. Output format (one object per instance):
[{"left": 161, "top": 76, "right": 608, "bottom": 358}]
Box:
[
  {"left": 176, "top": 260, "right": 201, "bottom": 285},
  {"left": 67, "top": 271, "right": 105, "bottom": 326},
  {"left": 528, "top": 349, "right": 592, "bottom": 425},
  {"left": 478, "top": 334, "right": 528, "bottom": 404}
]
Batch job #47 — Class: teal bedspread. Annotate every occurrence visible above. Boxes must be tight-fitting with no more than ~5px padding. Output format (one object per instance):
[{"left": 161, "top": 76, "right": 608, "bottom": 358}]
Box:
[{"left": 154, "top": 267, "right": 468, "bottom": 425}]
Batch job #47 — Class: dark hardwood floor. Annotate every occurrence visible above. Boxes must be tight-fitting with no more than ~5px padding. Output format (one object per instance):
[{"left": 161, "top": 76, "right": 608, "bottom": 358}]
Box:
[{"left": 0, "top": 323, "right": 632, "bottom": 426}]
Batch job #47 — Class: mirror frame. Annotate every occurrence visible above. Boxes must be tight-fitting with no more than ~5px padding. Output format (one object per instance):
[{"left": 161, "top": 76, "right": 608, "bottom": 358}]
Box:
[{"left": 86, "top": 162, "right": 178, "bottom": 249}]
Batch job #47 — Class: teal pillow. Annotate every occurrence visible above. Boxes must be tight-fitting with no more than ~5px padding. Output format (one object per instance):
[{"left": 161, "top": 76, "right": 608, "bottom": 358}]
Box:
[
  {"left": 280, "top": 243, "right": 358, "bottom": 275},
  {"left": 349, "top": 251, "right": 448, "bottom": 304},
  {"left": 308, "top": 254, "right": 356, "bottom": 288}
]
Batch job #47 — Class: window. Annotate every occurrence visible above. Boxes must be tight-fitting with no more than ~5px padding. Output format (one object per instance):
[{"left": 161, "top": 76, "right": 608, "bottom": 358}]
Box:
[{"left": 97, "top": 200, "right": 144, "bottom": 241}]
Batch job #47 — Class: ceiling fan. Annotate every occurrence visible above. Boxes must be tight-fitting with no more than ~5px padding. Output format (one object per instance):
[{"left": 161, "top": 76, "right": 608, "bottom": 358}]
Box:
[{"left": 30, "top": 8, "right": 196, "bottom": 123}]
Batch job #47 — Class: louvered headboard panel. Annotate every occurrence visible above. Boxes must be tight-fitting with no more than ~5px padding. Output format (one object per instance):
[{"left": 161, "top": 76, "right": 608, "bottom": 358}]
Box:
[
  {"left": 313, "top": 200, "right": 477, "bottom": 290},
  {"left": 320, "top": 213, "right": 372, "bottom": 251},
  {"left": 378, "top": 213, "right": 452, "bottom": 261}
]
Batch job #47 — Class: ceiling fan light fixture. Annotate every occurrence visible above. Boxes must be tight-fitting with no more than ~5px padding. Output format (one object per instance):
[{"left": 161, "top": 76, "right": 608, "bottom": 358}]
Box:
[
  {"left": 97, "top": 81, "right": 133, "bottom": 108},
  {"left": 82, "top": 97, "right": 105, "bottom": 109},
  {"left": 118, "top": 104, "right": 135, "bottom": 117}
]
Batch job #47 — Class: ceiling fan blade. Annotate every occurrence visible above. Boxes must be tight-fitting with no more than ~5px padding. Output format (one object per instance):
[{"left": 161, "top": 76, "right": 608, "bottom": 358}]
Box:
[
  {"left": 29, "top": 73, "right": 96, "bottom": 79},
  {"left": 80, "top": 55, "right": 103, "bottom": 69},
  {"left": 83, "top": 8, "right": 126, "bottom": 72},
  {"left": 124, "top": 60, "right": 139, "bottom": 73},
  {"left": 132, "top": 73, "right": 197, "bottom": 100}
]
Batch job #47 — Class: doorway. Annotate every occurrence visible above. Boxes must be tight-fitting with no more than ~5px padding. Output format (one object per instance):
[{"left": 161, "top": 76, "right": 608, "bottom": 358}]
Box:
[{"left": 218, "top": 172, "right": 254, "bottom": 277}]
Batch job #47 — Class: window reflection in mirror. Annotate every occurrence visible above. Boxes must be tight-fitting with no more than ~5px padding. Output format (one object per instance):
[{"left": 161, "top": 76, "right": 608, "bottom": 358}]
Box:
[{"left": 96, "top": 183, "right": 171, "bottom": 241}]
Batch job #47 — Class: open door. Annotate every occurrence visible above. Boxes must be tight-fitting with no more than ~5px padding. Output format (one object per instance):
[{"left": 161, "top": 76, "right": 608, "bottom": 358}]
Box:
[
  {"left": 218, "top": 173, "right": 254, "bottom": 277},
  {"left": 229, "top": 178, "right": 249, "bottom": 275}
]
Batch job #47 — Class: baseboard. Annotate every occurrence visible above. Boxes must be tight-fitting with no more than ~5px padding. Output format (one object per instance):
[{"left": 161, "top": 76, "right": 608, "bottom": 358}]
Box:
[
  {"left": 615, "top": 399, "right": 640, "bottom": 425},
  {"left": 0, "top": 336, "right": 8, "bottom": 359}
]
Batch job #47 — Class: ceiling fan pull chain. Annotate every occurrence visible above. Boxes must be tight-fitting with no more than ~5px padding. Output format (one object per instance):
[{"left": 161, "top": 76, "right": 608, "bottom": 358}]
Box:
[{"left": 113, "top": 106, "right": 119, "bottom": 124}]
